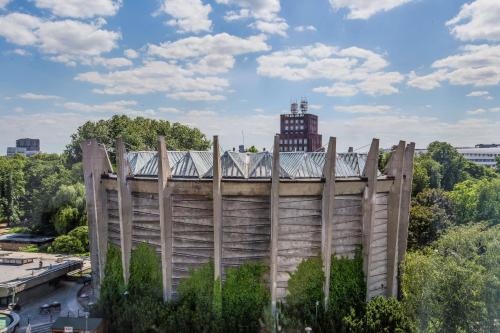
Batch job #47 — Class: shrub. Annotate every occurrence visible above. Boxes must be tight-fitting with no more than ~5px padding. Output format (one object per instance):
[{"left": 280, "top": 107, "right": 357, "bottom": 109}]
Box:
[
  {"left": 172, "top": 262, "right": 218, "bottom": 333},
  {"left": 19, "top": 244, "right": 39, "bottom": 252},
  {"left": 222, "top": 262, "right": 269, "bottom": 332},
  {"left": 49, "top": 234, "right": 84, "bottom": 254},
  {"left": 344, "top": 297, "right": 414, "bottom": 333},
  {"left": 68, "top": 225, "right": 89, "bottom": 251},
  {"left": 52, "top": 206, "right": 80, "bottom": 235},
  {"left": 329, "top": 249, "right": 366, "bottom": 330},
  {"left": 284, "top": 257, "right": 325, "bottom": 331}
]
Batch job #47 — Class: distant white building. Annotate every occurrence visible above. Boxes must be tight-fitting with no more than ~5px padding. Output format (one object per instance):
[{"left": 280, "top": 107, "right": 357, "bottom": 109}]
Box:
[
  {"left": 456, "top": 146, "right": 500, "bottom": 168},
  {"left": 415, "top": 144, "right": 500, "bottom": 168}
]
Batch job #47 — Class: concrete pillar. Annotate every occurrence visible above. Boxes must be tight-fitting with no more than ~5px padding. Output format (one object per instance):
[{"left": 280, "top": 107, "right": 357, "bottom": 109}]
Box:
[
  {"left": 321, "top": 137, "right": 336, "bottom": 308},
  {"left": 116, "top": 138, "right": 133, "bottom": 285},
  {"left": 385, "top": 141, "right": 406, "bottom": 297},
  {"left": 362, "top": 139, "right": 379, "bottom": 301},
  {"left": 397, "top": 143, "right": 415, "bottom": 265},
  {"left": 270, "top": 134, "right": 280, "bottom": 315},
  {"left": 158, "top": 136, "right": 173, "bottom": 301},
  {"left": 81, "top": 139, "right": 112, "bottom": 290},
  {"left": 213, "top": 136, "right": 223, "bottom": 287}
]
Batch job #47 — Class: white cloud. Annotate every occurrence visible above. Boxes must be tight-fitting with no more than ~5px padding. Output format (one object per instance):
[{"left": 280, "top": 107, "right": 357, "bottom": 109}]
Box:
[
  {"left": 34, "top": 0, "right": 121, "bottom": 18},
  {"left": 14, "top": 107, "right": 24, "bottom": 113},
  {"left": 334, "top": 105, "right": 392, "bottom": 114},
  {"left": 257, "top": 43, "right": 404, "bottom": 97},
  {"left": 18, "top": 92, "right": 62, "bottom": 100},
  {"left": 294, "top": 25, "right": 316, "bottom": 32},
  {"left": 467, "top": 90, "right": 489, "bottom": 97},
  {"left": 157, "top": 107, "right": 181, "bottom": 114},
  {"left": 124, "top": 49, "right": 139, "bottom": 59},
  {"left": 0, "top": 12, "right": 121, "bottom": 66},
  {"left": 409, "top": 44, "right": 500, "bottom": 89},
  {"left": 467, "top": 108, "right": 487, "bottom": 115},
  {"left": 329, "top": 0, "right": 413, "bottom": 20},
  {"left": 158, "top": 0, "right": 212, "bottom": 33},
  {"left": 0, "top": 0, "right": 10, "bottom": 9},
  {"left": 467, "top": 90, "right": 493, "bottom": 100},
  {"left": 447, "top": 0, "right": 500, "bottom": 42},
  {"left": 147, "top": 33, "right": 269, "bottom": 60},
  {"left": 249, "top": 17, "right": 288, "bottom": 37},
  {"left": 254, "top": 108, "right": 264, "bottom": 113},
  {"left": 12, "top": 48, "right": 31, "bottom": 56},
  {"left": 77, "top": 33, "right": 270, "bottom": 101},
  {"left": 63, "top": 100, "right": 141, "bottom": 113},
  {"left": 167, "top": 91, "right": 225, "bottom": 101},
  {"left": 309, "top": 104, "right": 322, "bottom": 110},
  {"left": 186, "top": 110, "right": 217, "bottom": 117},
  {"left": 467, "top": 107, "right": 500, "bottom": 115},
  {"left": 216, "top": 0, "right": 288, "bottom": 36}
]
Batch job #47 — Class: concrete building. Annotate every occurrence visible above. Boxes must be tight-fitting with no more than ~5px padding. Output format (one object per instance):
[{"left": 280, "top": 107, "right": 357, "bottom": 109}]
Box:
[
  {"left": 0, "top": 251, "right": 83, "bottom": 307},
  {"left": 456, "top": 146, "right": 500, "bottom": 168},
  {"left": 6, "top": 138, "right": 40, "bottom": 157},
  {"left": 81, "top": 136, "right": 414, "bottom": 310},
  {"left": 279, "top": 99, "right": 322, "bottom": 152}
]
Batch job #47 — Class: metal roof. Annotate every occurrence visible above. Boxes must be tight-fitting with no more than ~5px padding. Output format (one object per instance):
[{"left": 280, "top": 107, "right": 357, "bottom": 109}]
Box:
[{"left": 126, "top": 151, "right": 376, "bottom": 179}]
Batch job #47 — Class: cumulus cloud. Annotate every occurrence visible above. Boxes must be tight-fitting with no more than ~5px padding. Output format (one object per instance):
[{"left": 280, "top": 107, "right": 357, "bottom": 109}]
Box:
[
  {"left": 217, "top": 0, "right": 288, "bottom": 36},
  {"left": 467, "top": 107, "right": 500, "bottom": 115},
  {"left": 257, "top": 43, "right": 404, "bottom": 97},
  {"left": 0, "top": 12, "right": 121, "bottom": 66},
  {"left": 294, "top": 25, "right": 316, "bottom": 32},
  {"left": 447, "top": 0, "right": 500, "bottom": 42},
  {"left": 63, "top": 100, "right": 141, "bottom": 113},
  {"left": 0, "top": 0, "right": 10, "bottom": 9},
  {"left": 409, "top": 44, "right": 500, "bottom": 89},
  {"left": 157, "top": 0, "right": 212, "bottom": 33},
  {"left": 467, "top": 90, "right": 493, "bottom": 100},
  {"left": 76, "top": 33, "right": 270, "bottom": 101},
  {"left": 334, "top": 105, "right": 392, "bottom": 114},
  {"left": 124, "top": 49, "right": 139, "bottom": 59},
  {"left": 329, "top": 0, "right": 413, "bottom": 20},
  {"left": 18, "top": 92, "right": 62, "bottom": 100},
  {"left": 34, "top": 0, "right": 121, "bottom": 18}
]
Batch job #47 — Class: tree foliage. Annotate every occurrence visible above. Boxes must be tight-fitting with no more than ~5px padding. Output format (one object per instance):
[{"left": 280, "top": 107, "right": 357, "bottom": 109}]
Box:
[
  {"left": 0, "top": 155, "right": 26, "bottom": 224},
  {"left": 49, "top": 234, "right": 84, "bottom": 254},
  {"left": 402, "top": 223, "right": 499, "bottom": 332},
  {"left": 65, "top": 115, "right": 211, "bottom": 164}
]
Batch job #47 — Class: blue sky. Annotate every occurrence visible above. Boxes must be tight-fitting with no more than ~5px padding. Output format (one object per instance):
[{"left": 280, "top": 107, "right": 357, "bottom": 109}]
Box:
[{"left": 1, "top": 0, "right": 500, "bottom": 153}]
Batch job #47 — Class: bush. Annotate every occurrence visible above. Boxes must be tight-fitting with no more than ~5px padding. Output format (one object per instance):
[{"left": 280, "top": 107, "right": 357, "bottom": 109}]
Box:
[
  {"left": 284, "top": 257, "right": 325, "bottom": 330},
  {"left": 329, "top": 249, "right": 366, "bottom": 330},
  {"left": 52, "top": 206, "right": 81, "bottom": 235},
  {"left": 344, "top": 297, "right": 414, "bottom": 333},
  {"left": 283, "top": 250, "right": 366, "bottom": 332},
  {"left": 172, "top": 262, "right": 218, "bottom": 333},
  {"left": 222, "top": 262, "right": 269, "bottom": 332},
  {"left": 49, "top": 234, "right": 84, "bottom": 254},
  {"left": 19, "top": 244, "right": 39, "bottom": 252},
  {"left": 68, "top": 225, "right": 89, "bottom": 251}
]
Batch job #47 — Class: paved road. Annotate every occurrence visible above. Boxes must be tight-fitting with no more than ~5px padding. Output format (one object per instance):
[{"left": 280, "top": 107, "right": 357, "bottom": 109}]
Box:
[{"left": 16, "top": 280, "right": 86, "bottom": 332}]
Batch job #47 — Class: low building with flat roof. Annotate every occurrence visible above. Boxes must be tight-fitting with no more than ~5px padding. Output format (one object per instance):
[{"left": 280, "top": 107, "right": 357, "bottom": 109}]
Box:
[
  {"left": 51, "top": 316, "right": 106, "bottom": 333},
  {"left": 0, "top": 251, "right": 83, "bottom": 307}
]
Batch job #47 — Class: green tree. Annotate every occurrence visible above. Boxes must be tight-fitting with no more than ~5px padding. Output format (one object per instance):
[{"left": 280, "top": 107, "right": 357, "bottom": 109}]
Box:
[
  {"left": 284, "top": 257, "right": 325, "bottom": 330},
  {"left": 222, "top": 262, "right": 269, "bottom": 333},
  {"left": 49, "top": 234, "right": 84, "bottom": 254},
  {"left": 496, "top": 156, "right": 500, "bottom": 174},
  {"left": 247, "top": 146, "right": 259, "bottom": 153},
  {"left": 427, "top": 142, "right": 466, "bottom": 191},
  {"left": 0, "top": 155, "right": 26, "bottom": 224},
  {"left": 94, "top": 245, "right": 126, "bottom": 333},
  {"left": 411, "top": 161, "right": 430, "bottom": 196},
  {"left": 402, "top": 224, "right": 499, "bottom": 332},
  {"left": 449, "top": 179, "right": 480, "bottom": 225},
  {"left": 343, "top": 297, "right": 414, "bottom": 333},
  {"left": 65, "top": 115, "right": 211, "bottom": 164},
  {"left": 68, "top": 226, "right": 89, "bottom": 251}
]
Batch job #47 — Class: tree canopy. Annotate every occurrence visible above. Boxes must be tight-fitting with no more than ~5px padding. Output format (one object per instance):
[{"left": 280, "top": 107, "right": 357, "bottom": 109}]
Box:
[{"left": 65, "top": 115, "right": 211, "bottom": 164}]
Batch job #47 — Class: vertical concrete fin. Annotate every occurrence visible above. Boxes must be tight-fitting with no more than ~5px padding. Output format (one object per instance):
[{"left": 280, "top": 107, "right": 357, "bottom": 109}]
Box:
[
  {"left": 270, "top": 134, "right": 280, "bottom": 315},
  {"left": 158, "top": 136, "right": 173, "bottom": 301},
  {"left": 322, "top": 137, "right": 336, "bottom": 308},
  {"left": 81, "top": 139, "right": 101, "bottom": 291},
  {"left": 116, "top": 138, "right": 133, "bottom": 285},
  {"left": 213, "top": 136, "right": 223, "bottom": 286},
  {"left": 362, "top": 138, "right": 379, "bottom": 301},
  {"left": 397, "top": 142, "right": 415, "bottom": 265},
  {"left": 386, "top": 140, "right": 406, "bottom": 297}
]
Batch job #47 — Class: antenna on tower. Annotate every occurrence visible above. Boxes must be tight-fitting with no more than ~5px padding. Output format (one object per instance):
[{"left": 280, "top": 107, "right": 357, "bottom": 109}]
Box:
[
  {"left": 300, "top": 97, "right": 308, "bottom": 113},
  {"left": 291, "top": 100, "right": 298, "bottom": 114}
]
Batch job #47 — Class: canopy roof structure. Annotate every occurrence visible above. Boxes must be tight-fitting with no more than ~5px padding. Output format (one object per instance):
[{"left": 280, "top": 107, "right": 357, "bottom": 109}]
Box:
[{"left": 127, "top": 150, "right": 376, "bottom": 179}]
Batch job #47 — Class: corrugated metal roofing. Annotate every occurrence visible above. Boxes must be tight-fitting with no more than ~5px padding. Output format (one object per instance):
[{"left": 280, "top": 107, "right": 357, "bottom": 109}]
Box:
[{"left": 126, "top": 151, "right": 376, "bottom": 179}]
